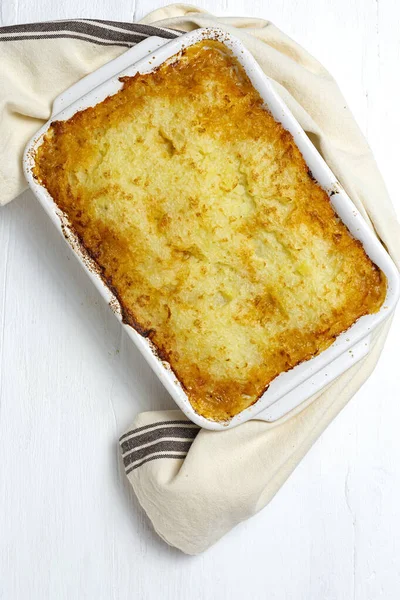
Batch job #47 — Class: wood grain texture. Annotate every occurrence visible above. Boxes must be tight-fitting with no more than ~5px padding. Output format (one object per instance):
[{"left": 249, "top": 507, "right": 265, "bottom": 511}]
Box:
[{"left": 0, "top": 1, "right": 399, "bottom": 599}]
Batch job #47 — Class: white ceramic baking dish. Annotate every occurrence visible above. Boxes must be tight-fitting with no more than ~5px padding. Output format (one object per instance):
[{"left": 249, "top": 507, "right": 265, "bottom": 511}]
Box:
[{"left": 24, "top": 27, "right": 400, "bottom": 430}]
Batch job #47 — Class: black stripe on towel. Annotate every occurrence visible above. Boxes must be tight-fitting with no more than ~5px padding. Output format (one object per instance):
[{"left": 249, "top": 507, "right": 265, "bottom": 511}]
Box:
[
  {"left": 0, "top": 20, "right": 181, "bottom": 46},
  {"left": 85, "top": 20, "right": 183, "bottom": 38},
  {"left": 121, "top": 425, "right": 199, "bottom": 455},
  {"left": 119, "top": 420, "right": 200, "bottom": 472},
  {"left": 123, "top": 439, "right": 194, "bottom": 468},
  {"left": 126, "top": 453, "right": 188, "bottom": 474},
  {"left": 0, "top": 33, "right": 135, "bottom": 47},
  {"left": 119, "top": 420, "right": 199, "bottom": 443}
]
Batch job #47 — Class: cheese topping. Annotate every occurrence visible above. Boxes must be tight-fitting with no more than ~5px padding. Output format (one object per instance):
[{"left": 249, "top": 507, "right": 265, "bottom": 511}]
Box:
[{"left": 33, "top": 40, "right": 386, "bottom": 421}]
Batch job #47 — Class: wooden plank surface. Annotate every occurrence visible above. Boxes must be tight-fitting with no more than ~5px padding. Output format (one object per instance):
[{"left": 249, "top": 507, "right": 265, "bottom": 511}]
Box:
[{"left": 0, "top": 1, "right": 399, "bottom": 598}]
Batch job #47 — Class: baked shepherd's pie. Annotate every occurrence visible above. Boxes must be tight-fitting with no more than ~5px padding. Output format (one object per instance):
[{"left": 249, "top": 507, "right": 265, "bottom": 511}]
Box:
[{"left": 33, "top": 40, "right": 387, "bottom": 421}]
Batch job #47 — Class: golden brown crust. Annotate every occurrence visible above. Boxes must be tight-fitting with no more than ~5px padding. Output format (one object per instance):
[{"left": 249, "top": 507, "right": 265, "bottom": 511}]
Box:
[{"left": 33, "top": 40, "right": 387, "bottom": 421}]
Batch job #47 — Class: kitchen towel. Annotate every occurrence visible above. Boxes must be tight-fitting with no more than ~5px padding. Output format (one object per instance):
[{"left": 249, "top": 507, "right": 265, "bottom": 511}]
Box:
[{"left": 1, "top": 4, "right": 399, "bottom": 555}]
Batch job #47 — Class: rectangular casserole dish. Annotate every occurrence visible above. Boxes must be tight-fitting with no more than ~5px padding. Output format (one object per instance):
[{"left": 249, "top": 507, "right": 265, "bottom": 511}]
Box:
[{"left": 24, "top": 28, "right": 400, "bottom": 430}]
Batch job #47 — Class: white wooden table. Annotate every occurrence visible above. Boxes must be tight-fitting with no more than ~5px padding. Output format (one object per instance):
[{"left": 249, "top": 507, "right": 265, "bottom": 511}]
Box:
[{"left": 1, "top": 1, "right": 399, "bottom": 598}]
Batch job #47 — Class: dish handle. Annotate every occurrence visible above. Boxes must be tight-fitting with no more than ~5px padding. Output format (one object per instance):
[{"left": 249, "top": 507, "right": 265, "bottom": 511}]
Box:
[
  {"left": 255, "top": 336, "right": 371, "bottom": 422},
  {"left": 51, "top": 36, "right": 170, "bottom": 118}
]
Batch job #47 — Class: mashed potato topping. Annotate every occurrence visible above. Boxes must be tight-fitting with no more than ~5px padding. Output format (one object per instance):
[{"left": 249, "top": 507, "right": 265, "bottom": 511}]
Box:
[{"left": 33, "top": 40, "right": 386, "bottom": 421}]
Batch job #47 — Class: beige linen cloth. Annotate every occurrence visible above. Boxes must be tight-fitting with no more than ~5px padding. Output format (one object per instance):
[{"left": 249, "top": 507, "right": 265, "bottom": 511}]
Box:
[{"left": 1, "top": 4, "right": 399, "bottom": 554}]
